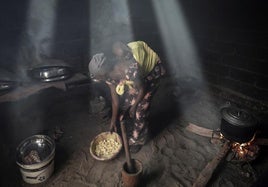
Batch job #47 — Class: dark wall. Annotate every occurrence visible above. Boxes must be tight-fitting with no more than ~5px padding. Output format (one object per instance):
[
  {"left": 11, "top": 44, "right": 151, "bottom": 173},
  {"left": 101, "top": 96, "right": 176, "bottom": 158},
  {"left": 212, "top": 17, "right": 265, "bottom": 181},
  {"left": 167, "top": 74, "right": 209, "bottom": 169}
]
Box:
[
  {"left": 0, "top": 0, "right": 90, "bottom": 78},
  {"left": 0, "top": 0, "right": 29, "bottom": 72},
  {"left": 0, "top": 0, "right": 267, "bottom": 100},
  {"left": 179, "top": 0, "right": 268, "bottom": 100},
  {"left": 128, "top": 0, "right": 268, "bottom": 101}
]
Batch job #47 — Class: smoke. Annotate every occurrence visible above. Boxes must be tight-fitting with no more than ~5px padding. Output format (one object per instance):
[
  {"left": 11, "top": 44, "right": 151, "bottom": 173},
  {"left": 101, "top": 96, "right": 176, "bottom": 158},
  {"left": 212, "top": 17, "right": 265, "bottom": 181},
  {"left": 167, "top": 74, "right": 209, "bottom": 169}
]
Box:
[
  {"left": 152, "top": 0, "right": 203, "bottom": 81},
  {"left": 89, "top": 0, "right": 133, "bottom": 55},
  {"left": 15, "top": 0, "right": 58, "bottom": 81}
]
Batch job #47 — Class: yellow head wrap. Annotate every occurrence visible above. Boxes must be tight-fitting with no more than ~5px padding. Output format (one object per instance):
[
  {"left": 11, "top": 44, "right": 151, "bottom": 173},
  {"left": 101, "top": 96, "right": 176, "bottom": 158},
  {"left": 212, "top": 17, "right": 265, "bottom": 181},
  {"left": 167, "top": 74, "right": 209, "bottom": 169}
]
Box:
[{"left": 116, "top": 80, "right": 134, "bottom": 95}]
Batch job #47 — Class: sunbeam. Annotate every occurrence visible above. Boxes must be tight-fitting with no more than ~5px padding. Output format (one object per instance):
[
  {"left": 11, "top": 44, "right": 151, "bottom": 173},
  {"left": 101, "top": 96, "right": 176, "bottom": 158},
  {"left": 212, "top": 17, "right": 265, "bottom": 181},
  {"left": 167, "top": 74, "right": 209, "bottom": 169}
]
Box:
[{"left": 152, "top": 0, "right": 203, "bottom": 80}]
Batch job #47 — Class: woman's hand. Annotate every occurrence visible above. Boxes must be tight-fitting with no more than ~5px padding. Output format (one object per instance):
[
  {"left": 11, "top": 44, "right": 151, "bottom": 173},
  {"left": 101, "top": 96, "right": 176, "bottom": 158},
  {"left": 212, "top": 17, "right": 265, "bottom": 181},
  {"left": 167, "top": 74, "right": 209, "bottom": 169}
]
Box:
[
  {"left": 129, "top": 104, "right": 137, "bottom": 118},
  {"left": 110, "top": 120, "right": 117, "bottom": 133}
]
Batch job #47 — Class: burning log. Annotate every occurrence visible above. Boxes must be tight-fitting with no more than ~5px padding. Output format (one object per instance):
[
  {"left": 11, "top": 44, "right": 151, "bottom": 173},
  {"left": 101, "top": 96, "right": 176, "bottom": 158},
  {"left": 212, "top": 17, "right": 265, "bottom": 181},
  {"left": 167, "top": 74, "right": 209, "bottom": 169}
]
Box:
[{"left": 230, "top": 141, "right": 260, "bottom": 162}]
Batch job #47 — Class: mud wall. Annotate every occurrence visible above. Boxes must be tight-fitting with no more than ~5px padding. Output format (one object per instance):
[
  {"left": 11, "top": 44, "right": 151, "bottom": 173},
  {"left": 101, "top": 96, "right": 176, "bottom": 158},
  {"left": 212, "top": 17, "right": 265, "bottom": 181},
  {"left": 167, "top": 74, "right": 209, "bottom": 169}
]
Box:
[
  {"left": 178, "top": 0, "right": 268, "bottom": 100},
  {"left": 0, "top": 0, "right": 267, "bottom": 100}
]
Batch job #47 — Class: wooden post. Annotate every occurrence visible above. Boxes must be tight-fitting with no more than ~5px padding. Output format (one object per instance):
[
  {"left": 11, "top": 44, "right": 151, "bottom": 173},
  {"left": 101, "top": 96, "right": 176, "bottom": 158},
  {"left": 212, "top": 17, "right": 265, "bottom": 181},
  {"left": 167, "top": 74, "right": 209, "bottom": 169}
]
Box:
[
  {"left": 121, "top": 159, "right": 143, "bottom": 187},
  {"left": 120, "top": 118, "right": 135, "bottom": 173}
]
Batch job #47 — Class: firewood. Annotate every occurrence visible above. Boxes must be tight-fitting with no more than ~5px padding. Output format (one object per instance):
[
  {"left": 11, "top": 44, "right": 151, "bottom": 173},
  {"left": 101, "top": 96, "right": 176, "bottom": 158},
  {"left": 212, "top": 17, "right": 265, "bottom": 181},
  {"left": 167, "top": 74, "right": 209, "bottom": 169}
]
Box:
[
  {"left": 193, "top": 141, "right": 231, "bottom": 187},
  {"left": 186, "top": 123, "right": 220, "bottom": 139}
]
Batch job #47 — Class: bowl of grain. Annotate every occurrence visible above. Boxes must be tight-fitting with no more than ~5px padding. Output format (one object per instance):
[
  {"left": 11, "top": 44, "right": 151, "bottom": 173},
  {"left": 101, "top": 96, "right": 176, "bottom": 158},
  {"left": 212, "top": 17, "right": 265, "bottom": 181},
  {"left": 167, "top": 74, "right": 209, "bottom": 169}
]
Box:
[{"left": 90, "top": 132, "right": 122, "bottom": 161}]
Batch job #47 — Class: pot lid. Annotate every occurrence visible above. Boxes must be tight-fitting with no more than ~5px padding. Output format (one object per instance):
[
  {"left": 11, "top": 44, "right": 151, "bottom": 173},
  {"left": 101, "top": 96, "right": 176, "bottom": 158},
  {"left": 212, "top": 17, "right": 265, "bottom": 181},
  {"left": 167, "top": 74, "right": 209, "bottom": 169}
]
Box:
[{"left": 221, "top": 107, "right": 257, "bottom": 127}]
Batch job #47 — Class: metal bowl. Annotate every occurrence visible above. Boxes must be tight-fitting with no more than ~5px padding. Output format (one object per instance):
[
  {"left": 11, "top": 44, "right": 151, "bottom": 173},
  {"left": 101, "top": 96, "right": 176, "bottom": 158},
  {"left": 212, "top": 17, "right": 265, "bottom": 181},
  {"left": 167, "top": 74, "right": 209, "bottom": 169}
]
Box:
[
  {"left": 29, "top": 66, "right": 73, "bottom": 82},
  {"left": 28, "top": 59, "right": 73, "bottom": 82},
  {"left": 16, "top": 135, "right": 55, "bottom": 170}
]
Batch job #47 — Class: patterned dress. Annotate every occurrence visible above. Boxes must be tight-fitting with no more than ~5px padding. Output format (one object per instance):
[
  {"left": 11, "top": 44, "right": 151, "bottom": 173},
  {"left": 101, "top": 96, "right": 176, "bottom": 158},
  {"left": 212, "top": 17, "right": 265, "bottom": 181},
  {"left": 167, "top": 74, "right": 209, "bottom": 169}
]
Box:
[{"left": 107, "top": 60, "right": 166, "bottom": 146}]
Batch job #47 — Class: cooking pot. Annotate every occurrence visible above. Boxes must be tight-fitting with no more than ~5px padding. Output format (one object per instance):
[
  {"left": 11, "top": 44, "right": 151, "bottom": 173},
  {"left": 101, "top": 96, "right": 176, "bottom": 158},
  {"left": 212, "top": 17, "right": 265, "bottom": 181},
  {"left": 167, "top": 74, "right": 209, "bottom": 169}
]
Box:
[{"left": 220, "top": 106, "right": 258, "bottom": 143}]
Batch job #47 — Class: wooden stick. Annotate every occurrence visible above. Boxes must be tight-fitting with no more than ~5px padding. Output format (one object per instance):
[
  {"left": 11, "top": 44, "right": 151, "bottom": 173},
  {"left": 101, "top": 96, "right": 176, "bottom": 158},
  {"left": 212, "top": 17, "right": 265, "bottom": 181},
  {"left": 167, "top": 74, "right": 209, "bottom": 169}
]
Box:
[
  {"left": 120, "top": 117, "right": 135, "bottom": 173},
  {"left": 193, "top": 141, "right": 231, "bottom": 187}
]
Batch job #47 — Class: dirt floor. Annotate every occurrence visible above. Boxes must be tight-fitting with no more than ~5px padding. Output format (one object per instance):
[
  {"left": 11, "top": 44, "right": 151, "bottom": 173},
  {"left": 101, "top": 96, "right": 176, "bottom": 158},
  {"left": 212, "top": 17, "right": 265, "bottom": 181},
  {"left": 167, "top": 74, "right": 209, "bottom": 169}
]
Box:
[{"left": 0, "top": 76, "right": 268, "bottom": 187}]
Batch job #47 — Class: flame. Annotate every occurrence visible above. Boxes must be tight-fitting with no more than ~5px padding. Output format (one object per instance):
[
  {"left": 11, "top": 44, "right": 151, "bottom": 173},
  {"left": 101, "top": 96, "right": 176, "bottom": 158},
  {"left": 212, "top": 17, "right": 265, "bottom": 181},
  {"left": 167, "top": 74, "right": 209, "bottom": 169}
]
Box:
[
  {"left": 227, "top": 133, "right": 259, "bottom": 161},
  {"left": 219, "top": 133, "right": 224, "bottom": 139}
]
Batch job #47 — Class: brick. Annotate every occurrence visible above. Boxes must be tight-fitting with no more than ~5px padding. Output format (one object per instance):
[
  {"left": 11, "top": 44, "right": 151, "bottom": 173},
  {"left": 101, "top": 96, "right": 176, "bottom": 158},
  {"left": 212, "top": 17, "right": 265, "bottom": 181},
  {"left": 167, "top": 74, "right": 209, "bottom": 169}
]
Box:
[
  {"left": 206, "top": 41, "right": 236, "bottom": 55},
  {"left": 203, "top": 73, "right": 268, "bottom": 101},
  {"left": 222, "top": 55, "right": 268, "bottom": 75},
  {"left": 0, "top": 1, "right": 28, "bottom": 31},
  {"left": 215, "top": 29, "right": 238, "bottom": 43},
  {"left": 51, "top": 40, "right": 88, "bottom": 58},
  {"left": 132, "top": 20, "right": 159, "bottom": 31},
  {"left": 203, "top": 72, "right": 220, "bottom": 84},
  {"left": 232, "top": 31, "right": 268, "bottom": 48},
  {"left": 236, "top": 44, "right": 258, "bottom": 58},
  {"left": 198, "top": 49, "right": 222, "bottom": 63},
  {"left": 195, "top": 36, "right": 215, "bottom": 48},
  {"left": 65, "top": 56, "right": 86, "bottom": 71},
  {"left": 229, "top": 68, "right": 258, "bottom": 85},
  {"left": 0, "top": 31, "right": 22, "bottom": 47},
  {"left": 192, "top": 27, "right": 219, "bottom": 41},
  {"left": 54, "top": 1, "right": 90, "bottom": 30},
  {"left": 219, "top": 77, "right": 268, "bottom": 101},
  {"left": 236, "top": 44, "right": 268, "bottom": 60},
  {"left": 53, "top": 22, "right": 90, "bottom": 43},
  {"left": 245, "top": 59, "right": 268, "bottom": 75},
  {"left": 255, "top": 75, "right": 268, "bottom": 90},
  {"left": 215, "top": 27, "right": 268, "bottom": 46},
  {"left": 257, "top": 47, "right": 268, "bottom": 61},
  {"left": 201, "top": 61, "right": 229, "bottom": 77},
  {"left": 253, "top": 34, "right": 268, "bottom": 48},
  {"left": 222, "top": 55, "right": 249, "bottom": 69}
]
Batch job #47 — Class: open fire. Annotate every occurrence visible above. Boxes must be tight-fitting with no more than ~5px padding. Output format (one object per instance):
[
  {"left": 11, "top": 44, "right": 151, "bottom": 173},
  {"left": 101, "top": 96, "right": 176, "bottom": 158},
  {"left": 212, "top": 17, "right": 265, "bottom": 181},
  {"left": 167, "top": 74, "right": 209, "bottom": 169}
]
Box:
[
  {"left": 230, "top": 141, "right": 260, "bottom": 162},
  {"left": 219, "top": 133, "right": 260, "bottom": 162}
]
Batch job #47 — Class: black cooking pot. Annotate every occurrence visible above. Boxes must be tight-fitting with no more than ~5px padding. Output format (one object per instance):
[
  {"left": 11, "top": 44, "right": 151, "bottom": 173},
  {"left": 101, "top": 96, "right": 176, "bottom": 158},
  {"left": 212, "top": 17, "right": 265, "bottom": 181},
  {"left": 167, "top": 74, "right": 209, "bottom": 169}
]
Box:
[{"left": 220, "top": 106, "right": 258, "bottom": 143}]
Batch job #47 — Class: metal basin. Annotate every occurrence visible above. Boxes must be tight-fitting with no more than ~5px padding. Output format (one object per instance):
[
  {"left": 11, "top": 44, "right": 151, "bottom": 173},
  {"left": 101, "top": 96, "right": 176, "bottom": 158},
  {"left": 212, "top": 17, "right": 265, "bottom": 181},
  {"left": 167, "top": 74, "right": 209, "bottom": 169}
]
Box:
[
  {"left": 28, "top": 59, "right": 73, "bottom": 82},
  {"left": 16, "top": 135, "right": 55, "bottom": 170}
]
